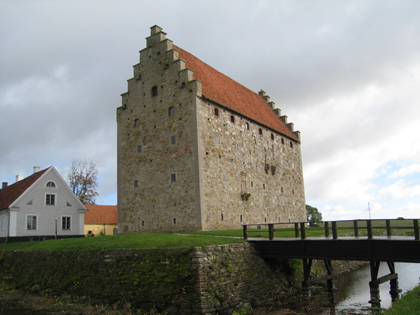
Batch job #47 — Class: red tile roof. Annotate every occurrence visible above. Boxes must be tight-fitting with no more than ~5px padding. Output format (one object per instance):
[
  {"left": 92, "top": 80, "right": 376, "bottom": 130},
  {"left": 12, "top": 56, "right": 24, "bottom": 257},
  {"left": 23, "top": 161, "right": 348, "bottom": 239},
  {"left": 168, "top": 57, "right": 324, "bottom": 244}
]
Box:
[
  {"left": 84, "top": 205, "right": 118, "bottom": 224},
  {"left": 0, "top": 167, "right": 50, "bottom": 211},
  {"left": 173, "top": 45, "right": 298, "bottom": 140}
]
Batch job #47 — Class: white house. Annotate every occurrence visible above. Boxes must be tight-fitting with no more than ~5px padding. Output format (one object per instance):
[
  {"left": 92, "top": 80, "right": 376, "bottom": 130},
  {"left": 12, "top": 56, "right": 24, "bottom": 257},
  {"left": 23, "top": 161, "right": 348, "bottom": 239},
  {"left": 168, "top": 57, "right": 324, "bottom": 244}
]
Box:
[{"left": 0, "top": 166, "right": 87, "bottom": 243}]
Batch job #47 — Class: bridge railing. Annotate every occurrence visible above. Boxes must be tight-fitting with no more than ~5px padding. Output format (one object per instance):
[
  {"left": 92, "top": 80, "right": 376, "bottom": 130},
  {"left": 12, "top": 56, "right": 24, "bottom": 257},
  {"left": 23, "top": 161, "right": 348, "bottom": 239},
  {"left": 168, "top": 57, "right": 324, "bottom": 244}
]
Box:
[{"left": 242, "top": 219, "right": 420, "bottom": 240}]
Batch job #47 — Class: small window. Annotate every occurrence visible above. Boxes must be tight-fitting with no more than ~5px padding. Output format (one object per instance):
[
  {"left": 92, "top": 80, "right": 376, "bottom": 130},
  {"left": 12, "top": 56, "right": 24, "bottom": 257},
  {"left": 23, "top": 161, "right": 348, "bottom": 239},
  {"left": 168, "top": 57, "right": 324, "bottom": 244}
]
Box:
[
  {"left": 271, "top": 133, "right": 274, "bottom": 140},
  {"left": 134, "top": 119, "right": 140, "bottom": 127},
  {"left": 290, "top": 142, "right": 293, "bottom": 148},
  {"left": 259, "top": 128, "right": 263, "bottom": 135},
  {"left": 169, "top": 106, "right": 175, "bottom": 116},
  {"left": 26, "top": 215, "right": 37, "bottom": 230},
  {"left": 230, "top": 115, "right": 235, "bottom": 123},
  {"left": 46, "top": 181, "right": 56, "bottom": 187},
  {"left": 171, "top": 174, "right": 176, "bottom": 182},
  {"left": 62, "top": 216, "right": 71, "bottom": 230},
  {"left": 245, "top": 122, "right": 249, "bottom": 130},
  {"left": 281, "top": 138, "right": 285, "bottom": 144},
  {"left": 281, "top": 187, "right": 283, "bottom": 193},
  {"left": 265, "top": 217, "right": 267, "bottom": 223},
  {"left": 214, "top": 108, "right": 219, "bottom": 117},
  {"left": 263, "top": 184, "right": 265, "bottom": 190},
  {"left": 171, "top": 136, "right": 176, "bottom": 144},
  {"left": 221, "top": 214, "right": 224, "bottom": 221},
  {"left": 137, "top": 145, "right": 142, "bottom": 153},
  {"left": 46, "top": 194, "right": 55, "bottom": 206},
  {"left": 173, "top": 218, "right": 177, "bottom": 224},
  {"left": 240, "top": 215, "right": 243, "bottom": 222},
  {"left": 292, "top": 189, "right": 295, "bottom": 194},
  {"left": 152, "top": 86, "right": 158, "bottom": 96},
  {"left": 142, "top": 220, "right": 145, "bottom": 227},
  {"left": 251, "top": 181, "right": 253, "bottom": 187},
  {"left": 134, "top": 180, "right": 139, "bottom": 187}
]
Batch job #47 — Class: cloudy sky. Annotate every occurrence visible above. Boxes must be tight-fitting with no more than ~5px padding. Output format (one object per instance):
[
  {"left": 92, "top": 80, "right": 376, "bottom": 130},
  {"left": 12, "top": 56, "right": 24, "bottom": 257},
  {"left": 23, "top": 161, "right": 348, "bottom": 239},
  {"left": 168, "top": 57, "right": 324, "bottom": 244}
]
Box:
[{"left": 1, "top": 0, "right": 420, "bottom": 221}]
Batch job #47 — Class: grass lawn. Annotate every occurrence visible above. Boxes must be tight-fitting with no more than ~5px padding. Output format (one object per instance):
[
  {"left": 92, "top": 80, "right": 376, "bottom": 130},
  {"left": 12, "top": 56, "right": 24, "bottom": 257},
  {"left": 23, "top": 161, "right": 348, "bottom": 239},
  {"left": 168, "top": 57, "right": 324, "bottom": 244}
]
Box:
[
  {"left": 382, "top": 285, "right": 420, "bottom": 315},
  {"left": 0, "top": 233, "right": 245, "bottom": 251}
]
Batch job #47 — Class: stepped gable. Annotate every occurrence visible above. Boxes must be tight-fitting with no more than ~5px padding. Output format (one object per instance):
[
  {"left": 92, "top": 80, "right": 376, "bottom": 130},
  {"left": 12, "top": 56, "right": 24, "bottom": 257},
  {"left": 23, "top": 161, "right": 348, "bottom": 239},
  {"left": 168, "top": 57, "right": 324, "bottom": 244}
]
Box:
[
  {"left": 0, "top": 167, "right": 50, "bottom": 210},
  {"left": 84, "top": 205, "right": 118, "bottom": 224},
  {"left": 173, "top": 44, "right": 298, "bottom": 141}
]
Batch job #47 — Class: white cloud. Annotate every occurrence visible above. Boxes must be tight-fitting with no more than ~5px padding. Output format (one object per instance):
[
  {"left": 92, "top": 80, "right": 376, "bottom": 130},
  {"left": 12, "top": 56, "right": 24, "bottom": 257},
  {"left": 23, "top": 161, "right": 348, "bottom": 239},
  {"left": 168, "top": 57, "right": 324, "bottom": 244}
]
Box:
[
  {"left": 389, "top": 163, "right": 420, "bottom": 178},
  {"left": 380, "top": 180, "right": 420, "bottom": 200}
]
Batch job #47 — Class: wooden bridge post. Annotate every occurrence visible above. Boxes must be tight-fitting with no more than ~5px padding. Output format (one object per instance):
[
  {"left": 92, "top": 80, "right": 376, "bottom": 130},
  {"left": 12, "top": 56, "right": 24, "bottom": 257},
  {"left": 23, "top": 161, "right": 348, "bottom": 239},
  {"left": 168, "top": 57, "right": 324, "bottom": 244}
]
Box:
[
  {"left": 268, "top": 224, "right": 274, "bottom": 240},
  {"left": 386, "top": 220, "right": 391, "bottom": 238},
  {"left": 369, "top": 261, "right": 381, "bottom": 310},
  {"left": 324, "top": 260, "right": 337, "bottom": 304},
  {"left": 414, "top": 219, "right": 419, "bottom": 241},
  {"left": 353, "top": 220, "right": 359, "bottom": 238},
  {"left": 324, "top": 221, "right": 329, "bottom": 238},
  {"left": 300, "top": 222, "right": 306, "bottom": 240},
  {"left": 243, "top": 225, "right": 248, "bottom": 240},
  {"left": 294, "top": 223, "right": 299, "bottom": 238},
  {"left": 332, "top": 221, "right": 338, "bottom": 240},
  {"left": 367, "top": 220, "right": 373, "bottom": 239},
  {"left": 302, "top": 259, "right": 313, "bottom": 299},
  {"left": 387, "top": 262, "right": 400, "bottom": 302}
]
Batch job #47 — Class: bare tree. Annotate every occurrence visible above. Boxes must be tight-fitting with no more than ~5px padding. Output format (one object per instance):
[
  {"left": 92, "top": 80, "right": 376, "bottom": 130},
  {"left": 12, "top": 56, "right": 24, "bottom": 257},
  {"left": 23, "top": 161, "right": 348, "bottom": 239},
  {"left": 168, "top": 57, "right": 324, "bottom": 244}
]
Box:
[{"left": 68, "top": 159, "right": 99, "bottom": 205}]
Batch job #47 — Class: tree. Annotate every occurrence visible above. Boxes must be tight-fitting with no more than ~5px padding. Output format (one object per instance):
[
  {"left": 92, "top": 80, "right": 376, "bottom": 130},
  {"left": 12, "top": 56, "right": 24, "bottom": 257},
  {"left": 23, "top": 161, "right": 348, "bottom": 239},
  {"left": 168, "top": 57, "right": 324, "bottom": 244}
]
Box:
[
  {"left": 68, "top": 159, "right": 99, "bottom": 205},
  {"left": 306, "top": 205, "right": 322, "bottom": 227}
]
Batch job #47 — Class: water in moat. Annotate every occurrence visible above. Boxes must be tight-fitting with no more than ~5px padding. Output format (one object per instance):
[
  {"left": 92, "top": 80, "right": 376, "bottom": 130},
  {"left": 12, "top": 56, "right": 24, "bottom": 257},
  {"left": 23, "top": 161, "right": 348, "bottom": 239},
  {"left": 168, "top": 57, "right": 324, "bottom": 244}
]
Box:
[{"left": 327, "top": 262, "right": 420, "bottom": 314}]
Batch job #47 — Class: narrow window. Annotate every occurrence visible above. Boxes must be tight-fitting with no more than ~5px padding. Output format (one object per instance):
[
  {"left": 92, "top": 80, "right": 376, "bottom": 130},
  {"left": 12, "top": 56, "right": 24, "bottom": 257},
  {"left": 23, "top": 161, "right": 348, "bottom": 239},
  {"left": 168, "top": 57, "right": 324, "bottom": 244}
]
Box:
[
  {"left": 281, "top": 138, "right": 285, "bottom": 144},
  {"left": 62, "top": 216, "right": 71, "bottom": 230},
  {"left": 263, "top": 184, "right": 265, "bottom": 190},
  {"left": 290, "top": 142, "right": 293, "bottom": 148},
  {"left": 214, "top": 108, "right": 219, "bottom": 117},
  {"left": 281, "top": 187, "right": 283, "bottom": 193},
  {"left": 259, "top": 128, "right": 263, "bottom": 135},
  {"left": 26, "top": 215, "right": 37, "bottom": 230},
  {"left": 265, "top": 217, "right": 267, "bottom": 222},
  {"left": 292, "top": 189, "right": 295, "bottom": 194},
  {"left": 271, "top": 133, "right": 274, "bottom": 140},
  {"left": 46, "top": 181, "right": 56, "bottom": 187},
  {"left": 142, "top": 220, "right": 145, "bottom": 227},
  {"left": 137, "top": 145, "right": 142, "bottom": 153},
  {"left": 171, "top": 136, "right": 176, "bottom": 144},
  {"left": 230, "top": 115, "right": 235, "bottom": 123},
  {"left": 46, "top": 194, "right": 55, "bottom": 206},
  {"left": 171, "top": 174, "right": 176, "bottom": 182},
  {"left": 169, "top": 106, "right": 175, "bottom": 116},
  {"left": 240, "top": 215, "right": 243, "bottom": 222},
  {"left": 134, "top": 119, "right": 140, "bottom": 127},
  {"left": 251, "top": 181, "right": 253, "bottom": 187},
  {"left": 292, "top": 163, "right": 295, "bottom": 169},
  {"left": 245, "top": 122, "right": 249, "bottom": 130},
  {"left": 134, "top": 180, "right": 138, "bottom": 187},
  {"left": 152, "top": 86, "right": 158, "bottom": 96},
  {"left": 221, "top": 214, "right": 224, "bottom": 221},
  {"left": 173, "top": 218, "right": 177, "bottom": 224}
]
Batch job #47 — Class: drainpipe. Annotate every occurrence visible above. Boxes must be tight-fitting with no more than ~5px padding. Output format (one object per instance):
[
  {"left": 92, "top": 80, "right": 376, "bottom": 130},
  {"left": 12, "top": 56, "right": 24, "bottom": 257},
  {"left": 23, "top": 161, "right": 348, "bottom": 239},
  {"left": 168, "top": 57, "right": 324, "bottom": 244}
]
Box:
[
  {"left": 55, "top": 218, "right": 58, "bottom": 239},
  {"left": 6, "top": 210, "right": 10, "bottom": 244}
]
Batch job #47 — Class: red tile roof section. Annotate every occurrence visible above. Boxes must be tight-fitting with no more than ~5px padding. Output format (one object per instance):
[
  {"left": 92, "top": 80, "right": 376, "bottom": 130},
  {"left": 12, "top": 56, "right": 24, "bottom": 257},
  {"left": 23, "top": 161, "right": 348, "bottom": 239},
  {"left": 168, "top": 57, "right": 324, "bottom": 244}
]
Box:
[
  {"left": 173, "top": 45, "right": 298, "bottom": 140},
  {"left": 0, "top": 167, "right": 50, "bottom": 210},
  {"left": 84, "top": 205, "right": 118, "bottom": 224}
]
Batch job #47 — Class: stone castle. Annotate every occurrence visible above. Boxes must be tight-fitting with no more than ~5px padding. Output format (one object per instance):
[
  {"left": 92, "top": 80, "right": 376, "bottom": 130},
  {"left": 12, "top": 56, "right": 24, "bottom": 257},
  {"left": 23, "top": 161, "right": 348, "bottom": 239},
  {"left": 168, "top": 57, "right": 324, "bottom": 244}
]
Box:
[{"left": 117, "top": 25, "right": 306, "bottom": 233}]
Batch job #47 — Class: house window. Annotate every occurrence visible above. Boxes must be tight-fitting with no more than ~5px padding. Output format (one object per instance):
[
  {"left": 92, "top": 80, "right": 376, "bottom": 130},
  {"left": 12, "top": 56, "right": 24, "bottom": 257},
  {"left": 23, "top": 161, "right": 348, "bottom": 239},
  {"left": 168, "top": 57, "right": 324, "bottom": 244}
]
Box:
[
  {"left": 134, "top": 180, "right": 139, "bottom": 187},
  {"left": 134, "top": 119, "right": 140, "bottom": 126},
  {"left": 169, "top": 106, "right": 175, "bottom": 116},
  {"left": 62, "top": 216, "right": 71, "bottom": 230},
  {"left": 46, "top": 181, "right": 56, "bottom": 187},
  {"left": 26, "top": 215, "right": 37, "bottom": 230},
  {"left": 281, "top": 138, "right": 285, "bottom": 144},
  {"left": 0, "top": 216, "right": 4, "bottom": 231},
  {"left": 152, "top": 86, "right": 158, "bottom": 96},
  {"left": 271, "top": 133, "right": 274, "bottom": 140},
  {"left": 46, "top": 194, "right": 55, "bottom": 206},
  {"left": 214, "top": 108, "right": 219, "bottom": 117},
  {"left": 173, "top": 218, "right": 177, "bottom": 224},
  {"left": 171, "top": 173, "right": 176, "bottom": 182},
  {"left": 290, "top": 142, "right": 293, "bottom": 148},
  {"left": 230, "top": 115, "right": 235, "bottom": 123},
  {"left": 137, "top": 145, "right": 142, "bottom": 153},
  {"left": 259, "top": 128, "right": 263, "bottom": 135},
  {"left": 245, "top": 122, "right": 249, "bottom": 130},
  {"left": 171, "top": 136, "right": 176, "bottom": 144}
]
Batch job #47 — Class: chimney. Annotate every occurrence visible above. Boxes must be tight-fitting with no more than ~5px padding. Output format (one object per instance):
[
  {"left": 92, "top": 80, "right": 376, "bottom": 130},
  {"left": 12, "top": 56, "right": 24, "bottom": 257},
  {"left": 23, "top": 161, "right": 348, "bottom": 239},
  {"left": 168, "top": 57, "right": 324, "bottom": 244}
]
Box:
[
  {"left": 16, "top": 175, "right": 23, "bottom": 182},
  {"left": 2, "top": 182, "right": 7, "bottom": 189},
  {"left": 33, "top": 166, "right": 40, "bottom": 173}
]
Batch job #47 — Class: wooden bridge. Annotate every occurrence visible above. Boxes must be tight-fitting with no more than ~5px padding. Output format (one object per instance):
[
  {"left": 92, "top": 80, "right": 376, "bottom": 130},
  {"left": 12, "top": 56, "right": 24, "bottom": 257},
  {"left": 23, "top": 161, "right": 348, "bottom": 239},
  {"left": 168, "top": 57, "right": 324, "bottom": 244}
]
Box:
[{"left": 242, "top": 219, "right": 420, "bottom": 309}]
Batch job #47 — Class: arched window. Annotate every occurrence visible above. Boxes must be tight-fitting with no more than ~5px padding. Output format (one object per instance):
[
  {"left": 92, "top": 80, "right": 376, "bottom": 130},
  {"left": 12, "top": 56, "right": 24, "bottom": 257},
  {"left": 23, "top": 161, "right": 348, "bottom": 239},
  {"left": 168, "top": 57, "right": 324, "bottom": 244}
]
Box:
[
  {"left": 46, "top": 181, "right": 56, "bottom": 187},
  {"left": 245, "top": 122, "right": 249, "bottom": 130}
]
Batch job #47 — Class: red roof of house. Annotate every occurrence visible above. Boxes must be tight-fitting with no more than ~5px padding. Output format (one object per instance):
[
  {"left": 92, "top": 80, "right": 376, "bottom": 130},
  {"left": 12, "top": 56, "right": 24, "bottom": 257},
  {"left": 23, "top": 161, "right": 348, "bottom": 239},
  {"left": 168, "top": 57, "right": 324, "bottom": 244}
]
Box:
[
  {"left": 84, "top": 205, "right": 118, "bottom": 224},
  {"left": 0, "top": 167, "right": 50, "bottom": 211},
  {"left": 173, "top": 45, "right": 298, "bottom": 140}
]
